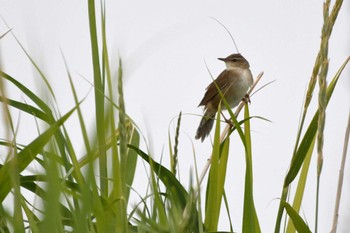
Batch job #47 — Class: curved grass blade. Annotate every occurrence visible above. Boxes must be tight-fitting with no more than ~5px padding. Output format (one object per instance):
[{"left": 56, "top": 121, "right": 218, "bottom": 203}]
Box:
[
  {"left": 0, "top": 97, "right": 50, "bottom": 122},
  {"left": 281, "top": 201, "right": 312, "bottom": 233},
  {"left": 0, "top": 71, "right": 52, "bottom": 115},
  {"left": 2, "top": 24, "right": 56, "bottom": 98},
  {"left": 127, "top": 144, "right": 189, "bottom": 208},
  {"left": 21, "top": 197, "right": 40, "bottom": 233},
  {"left": 0, "top": 106, "right": 77, "bottom": 202},
  {"left": 1, "top": 71, "right": 74, "bottom": 176},
  {"left": 286, "top": 137, "right": 316, "bottom": 233},
  {"left": 275, "top": 56, "right": 350, "bottom": 232},
  {"left": 285, "top": 56, "right": 349, "bottom": 186},
  {"left": 222, "top": 191, "right": 234, "bottom": 232},
  {"left": 274, "top": 0, "right": 347, "bottom": 229}
]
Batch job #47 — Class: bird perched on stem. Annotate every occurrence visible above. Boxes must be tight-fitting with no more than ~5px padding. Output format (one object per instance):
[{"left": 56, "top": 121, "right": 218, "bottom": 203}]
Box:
[{"left": 195, "top": 53, "right": 253, "bottom": 142}]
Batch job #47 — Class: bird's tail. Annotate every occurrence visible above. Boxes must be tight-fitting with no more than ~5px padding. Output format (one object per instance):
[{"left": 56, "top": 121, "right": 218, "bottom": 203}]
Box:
[{"left": 195, "top": 109, "right": 216, "bottom": 142}]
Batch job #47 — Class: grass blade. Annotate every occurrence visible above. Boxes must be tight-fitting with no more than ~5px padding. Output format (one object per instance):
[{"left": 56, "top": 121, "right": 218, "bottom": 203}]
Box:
[
  {"left": 0, "top": 71, "right": 52, "bottom": 115},
  {"left": 204, "top": 106, "right": 222, "bottom": 231},
  {"left": 242, "top": 104, "right": 261, "bottom": 233},
  {"left": 125, "top": 126, "right": 140, "bottom": 202},
  {"left": 275, "top": 56, "right": 350, "bottom": 232},
  {"left": 285, "top": 56, "right": 349, "bottom": 186},
  {"left": 204, "top": 104, "right": 231, "bottom": 231},
  {"left": 127, "top": 145, "right": 189, "bottom": 208},
  {"left": 87, "top": 0, "right": 107, "bottom": 196},
  {"left": 281, "top": 201, "right": 312, "bottom": 233},
  {"left": 286, "top": 137, "right": 316, "bottom": 233},
  {"left": 0, "top": 105, "right": 77, "bottom": 202},
  {"left": 0, "top": 97, "right": 49, "bottom": 122}
]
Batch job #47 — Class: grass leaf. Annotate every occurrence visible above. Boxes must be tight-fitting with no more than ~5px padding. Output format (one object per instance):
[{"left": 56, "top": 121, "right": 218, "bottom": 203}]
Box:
[
  {"left": 128, "top": 144, "right": 189, "bottom": 209},
  {"left": 242, "top": 104, "right": 261, "bottom": 233},
  {"left": 0, "top": 105, "right": 76, "bottom": 202},
  {"left": 281, "top": 201, "right": 312, "bottom": 233}
]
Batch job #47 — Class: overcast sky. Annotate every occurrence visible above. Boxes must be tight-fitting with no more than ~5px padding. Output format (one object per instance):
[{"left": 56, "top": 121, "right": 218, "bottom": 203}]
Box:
[{"left": 1, "top": 0, "right": 350, "bottom": 232}]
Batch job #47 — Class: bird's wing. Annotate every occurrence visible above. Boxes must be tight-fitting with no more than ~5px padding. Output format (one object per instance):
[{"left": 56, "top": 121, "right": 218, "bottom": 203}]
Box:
[{"left": 198, "top": 69, "right": 237, "bottom": 107}]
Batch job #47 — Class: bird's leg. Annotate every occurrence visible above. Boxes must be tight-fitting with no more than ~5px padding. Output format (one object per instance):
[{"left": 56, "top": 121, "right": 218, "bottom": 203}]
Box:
[
  {"left": 220, "top": 112, "right": 233, "bottom": 127},
  {"left": 242, "top": 93, "right": 251, "bottom": 104}
]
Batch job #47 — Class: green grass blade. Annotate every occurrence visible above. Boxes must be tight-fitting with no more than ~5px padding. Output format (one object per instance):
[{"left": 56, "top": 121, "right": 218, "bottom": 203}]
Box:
[
  {"left": 204, "top": 107, "right": 221, "bottom": 231},
  {"left": 41, "top": 146, "right": 64, "bottom": 233},
  {"left": 275, "top": 56, "right": 350, "bottom": 232},
  {"left": 0, "top": 205, "right": 11, "bottom": 232},
  {"left": 21, "top": 197, "right": 40, "bottom": 233},
  {"left": 62, "top": 51, "right": 92, "bottom": 154},
  {"left": 274, "top": 1, "right": 347, "bottom": 230},
  {"left": 216, "top": 137, "right": 230, "bottom": 228},
  {"left": 125, "top": 126, "right": 140, "bottom": 202},
  {"left": 285, "top": 57, "right": 349, "bottom": 186},
  {"left": 128, "top": 144, "right": 189, "bottom": 208},
  {"left": 100, "top": 3, "right": 129, "bottom": 230},
  {"left": 87, "top": 0, "right": 107, "bottom": 196},
  {"left": 286, "top": 137, "right": 316, "bottom": 233},
  {"left": 222, "top": 191, "right": 234, "bottom": 232},
  {"left": 10, "top": 154, "right": 25, "bottom": 233},
  {"left": 63, "top": 68, "right": 99, "bottom": 230},
  {"left": 149, "top": 159, "right": 168, "bottom": 229},
  {"left": 4, "top": 30, "right": 56, "bottom": 98},
  {"left": 242, "top": 104, "right": 261, "bottom": 233},
  {"left": 0, "top": 97, "right": 50, "bottom": 122},
  {"left": 281, "top": 201, "right": 312, "bottom": 233},
  {"left": 0, "top": 106, "right": 76, "bottom": 202},
  {"left": 204, "top": 104, "right": 231, "bottom": 231},
  {"left": 61, "top": 54, "right": 91, "bottom": 199},
  {"left": 1, "top": 71, "right": 75, "bottom": 178},
  {"left": 0, "top": 71, "right": 52, "bottom": 115}
]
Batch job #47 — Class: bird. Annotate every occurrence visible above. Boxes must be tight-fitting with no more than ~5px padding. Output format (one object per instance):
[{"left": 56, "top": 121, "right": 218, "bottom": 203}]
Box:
[{"left": 195, "top": 53, "right": 253, "bottom": 142}]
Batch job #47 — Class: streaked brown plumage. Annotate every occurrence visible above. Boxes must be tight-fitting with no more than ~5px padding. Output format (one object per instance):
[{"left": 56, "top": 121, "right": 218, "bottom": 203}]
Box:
[{"left": 195, "top": 53, "right": 253, "bottom": 142}]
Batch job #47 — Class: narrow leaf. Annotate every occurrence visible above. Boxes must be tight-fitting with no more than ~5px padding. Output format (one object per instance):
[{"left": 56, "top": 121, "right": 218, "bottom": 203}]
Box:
[
  {"left": 282, "top": 201, "right": 312, "bottom": 233},
  {"left": 242, "top": 104, "right": 261, "bottom": 233},
  {"left": 0, "top": 106, "right": 76, "bottom": 202}
]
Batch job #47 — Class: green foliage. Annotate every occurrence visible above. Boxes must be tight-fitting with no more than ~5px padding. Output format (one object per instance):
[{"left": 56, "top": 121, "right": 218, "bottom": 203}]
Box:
[
  {"left": 204, "top": 105, "right": 230, "bottom": 231},
  {"left": 274, "top": 0, "right": 348, "bottom": 231},
  {"left": 0, "top": 0, "right": 348, "bottom": 232}
]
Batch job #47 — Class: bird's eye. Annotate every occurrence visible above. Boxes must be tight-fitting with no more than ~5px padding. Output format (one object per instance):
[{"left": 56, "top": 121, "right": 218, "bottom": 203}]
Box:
[{"left": 232, "top": 58, "right": 238, "bottom": 62}]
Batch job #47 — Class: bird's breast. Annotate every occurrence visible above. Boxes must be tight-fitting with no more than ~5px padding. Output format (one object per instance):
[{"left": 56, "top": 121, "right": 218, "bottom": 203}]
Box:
[{"left": 224, "top": 68, "right": 253, "bottom": 108}]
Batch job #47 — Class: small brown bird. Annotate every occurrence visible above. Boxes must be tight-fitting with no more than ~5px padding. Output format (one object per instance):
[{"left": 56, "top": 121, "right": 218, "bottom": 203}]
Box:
[{"left": 195, "top": 53, "right": 253, "bottom": 142}]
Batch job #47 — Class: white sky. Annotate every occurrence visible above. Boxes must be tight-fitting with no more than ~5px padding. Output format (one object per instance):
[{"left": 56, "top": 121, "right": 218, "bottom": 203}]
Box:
[{"left": 1, "top": 0, "right": 350, "bottom": 232}]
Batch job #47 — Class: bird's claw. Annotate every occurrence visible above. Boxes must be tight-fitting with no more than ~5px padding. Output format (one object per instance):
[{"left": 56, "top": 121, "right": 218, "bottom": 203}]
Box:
[
  {"left": 221, "top": 112, "right": 234, "bottom": 128},
  {"left": 242, "top": 94, "right": 251, "bottom": 104},
  {"left": 225, "top": 118, "right": 234, "bottom": 127}
]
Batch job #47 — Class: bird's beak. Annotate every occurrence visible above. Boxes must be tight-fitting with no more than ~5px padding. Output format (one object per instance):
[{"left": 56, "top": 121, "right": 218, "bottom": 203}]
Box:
[{"left": 218, "top": 58, "right": 225, "bottom": 61}]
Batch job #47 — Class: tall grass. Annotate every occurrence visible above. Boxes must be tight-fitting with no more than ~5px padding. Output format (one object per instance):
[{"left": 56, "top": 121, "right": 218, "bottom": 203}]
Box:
[{"left": 0, "top": 0, "right": 349, "bottom": 232}]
